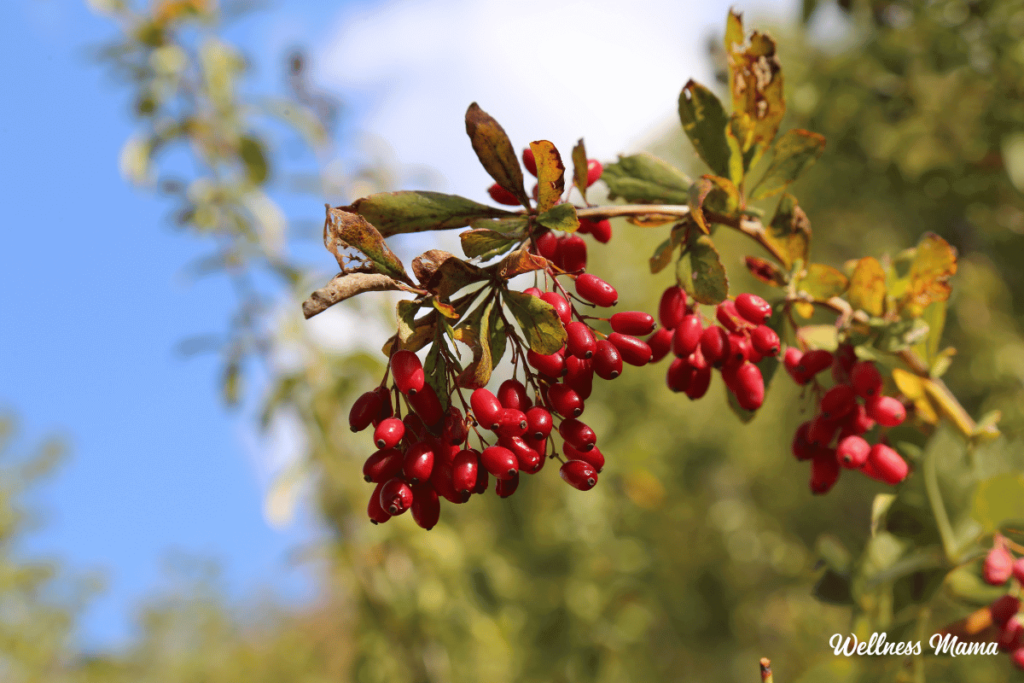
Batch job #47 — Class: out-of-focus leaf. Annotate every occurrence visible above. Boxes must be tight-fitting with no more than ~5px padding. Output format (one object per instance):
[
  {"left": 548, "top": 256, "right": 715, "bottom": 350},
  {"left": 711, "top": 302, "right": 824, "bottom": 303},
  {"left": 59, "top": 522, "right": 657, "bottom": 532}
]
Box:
[
  {"left": 260, "top": 97, "right": 327, "bottom": 147},
  {"left": 503, "top": 290, "right": 566, "bottom": 354},
  {"left": 799, "top": 324, "right": 838, "bottom": 351},
  {"left": 649, "top": 223, "right": 688, "bottom": 274},
  {"left": 460, "top": 229, "right": 522, "bottom": 259},
  {"left": 972, "top": 473, "right": 1024, "bottom": 532},
  {"left": 238, "top": 135, "right": 268, "bottom": 184},
  {"left": 847, "top": 257, "right": 887, "bottom": 316},
  {"left": 536, "top": 203, "right": 579, "bottom": 233},
  {"left": 324, "top": 207, "right": 410, "bottom": 282},
  {"left": 892, "top": 369, "right": 939, "bottom": 424},
  {"left": 688, "top": 175, "right": 739, "bottom": 234},
  {"left": 465, "top": 102, "right": 529, "bottom": 207},
  {"left": 913, "top": 301, "right": 947, "bottom": 366},
  {"left": 874, "top": 318, "right": 930, "bottom": 353},
  {"left": 744, "top": 256, "right": 787, "bottom": 286},
  {"left": 602, "top": 153, "right": 692, "bottom": 205},
  {"left": 530, "top": 140, "right": 564, "bottom": 213},
  {"left": 766, "top": 194, "right": 811, "bottom": 269},
  {"left": 346, "top": 191, "right": 513, "bottom": 238},
  {"left": 748, "top": 129, "right": 825, "bottom": 201},
  {"left": 797, "top": 263, "right": 848, "bottom": 301},
  {"left": 813, "top": 569, "right": 853, "bottom": 605},
  {"left": 678, "top": 81, "right": 733, "bottom": 179},
  {"left": 677, "top": 232, "right": 728, "bottom": 305},
  {"left": 900, "top": 233, "right": 958, "bottom": 316},
  {"left": 724, "top": 11, "right": 785, "bottom": 147},
  {"left": 119, "top": 135, "right": 154, "bottom": 185},
  {"left": 571, "top": 139, "right": 589, "bottom": 200}
]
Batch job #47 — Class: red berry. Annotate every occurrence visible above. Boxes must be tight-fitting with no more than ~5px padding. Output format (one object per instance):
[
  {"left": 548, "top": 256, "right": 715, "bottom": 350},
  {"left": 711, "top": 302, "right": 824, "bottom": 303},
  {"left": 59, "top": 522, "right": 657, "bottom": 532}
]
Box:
[
  {"left": 525, "top": 407, "right": 553, "bottom": 440},
  {"left": 648, "top": 328, "right": 673, "bottom": 363},
  {"left": 502, "top": 435, "right": 542, "bottom": 473},
  {"left": 560, "top": 459, "right": 598, "bottom": 490},
  {"left": 1012, "top": 646, "right": 1024, "bottom": 670},
  {"left": 700, "top": 326, "right": 729, "bottom": 366},
  {"left": 792, "top": 422, "right": 815, "bottom": 461},
  {"left": 539, "top": 292, "right": 572, "bottom": 325},
  {"left": 564, "top": 356, "right": 594, "bottom": 399},
  {"left": 575, "top": 273, "right": 618, "bottom": 307},
  {"left": 407, "top": 383, "right": 443, "bottom": 425},
  {"left": 715, "top": 300, "right": 744, "bottom": 332},
  {"left": 403, "top": 442, "right": 435, "bottom": 484},
  {"left": 363, "top": 448, "right": 404, "bottom": 483},
  {"left": 523, "top": 286, "right": 543, "bottom": 298},
  {"left": 590, "top": 219, "right": 612, "bottom": 243},
  {"left": 557, "top": 234, "right": 588, "bottom": 272},
  {"left": 783, "top": 347, "right": 810, "bottom": 384},
  {"left": 586, "top": 159, "right": 603, "bottom": 186},
  {"left": 865, "top": 395, "right": 906, "bottom": 427},
  {"left": 725, "top": 332, "right": 752, "bottom": 366},
  {"left": 373, "top": 417, "right": 405, "bottom": 450},
  {"left": 800, "top": 349, "right": 834, "bottom": 376},
  {"left": 495, "top": 471, "right": 520, "bottom": 497},
  {"left": 1014, "top": 557, "right": 1024, "bottom": 584},
  {"left": 470, "top": 388, "right": 503, "bottom": 429},
  {"left": 820, "top": 385, "right": 857, "bottom": 421},
  {"left": 402, "top": 413, "right": 428, "bottom": 447},
  {"left": 991, "top": 595, "right": 1021, "bottom": 625},
  {"left": 564, "top": 442, "right": 604, "bottom": 473},
  {"left": 522, "top": 147, "right": 537, "bottom": 176},
  {"left": 998, "top": 615, "right": 1023, "bottom": 652},
  {"left": 349, "top": 390, "right": 383, "bottom": 433},
  {"left": 750, "top": 325, "right": 780, "bottom": 356},
  {"left": 548, "top": 383, "right": 585, "bottom": 418},
  {"left": 832, "top": 344, "right": 857, "bottom": 384},
  {"left": 523, "top": 435, "right": 547, "bottom": 467},
  {"left": 593, "top": 339, "right": 623, "bottom": 379},
  {"left": 611, "top": 311, "right": 655, "bottom": 336},
  {"left": 841, "top": 403, "right": 875, "bottom": 436},
  {"left": 380, "top": 477, "right": 414, "bottom": 515},
  {"left": 576, "top": 217, "right": 594, "bottom": 234},
  {"left": 488, "top": 182, "right": 520, "bottom": 206},
  {"left": 810, "top": 449, "right": 841, "bottom": 494},
  {"left": 984, "top": 542, "right": 1014, "bottom": 586},
  {"left": 565, "top": 321, "right": 597, "bottom": 359},
  {"left": 535, "top": 230, "right": 558, "bottom": 260},
  {"left": 685, "top": 365, "right": 712, "bottom": 400},
  {"left": 672, "top": 314, "right": 703, "bottom": 358},
  {"left": 527, "top": 348, "right": 566, "bottom": 378},
  {"left": 472, "top": 462, "right": 489, "bottom": 495},
  {"left": 688, "top": 345, "right": 709, "bottom": 370},
  {"left": 372, "top": 386, "right": 393, "bottom": 426},
  {"left": 367, "top": 482, "right": 391, "bottom": 524},
  {"left": 735, "top": 293, "right": 772, "bottom": 325},
  {"left": 391, "top": 350, "right": 425, "bottom": 395},
  {"left": 851, "top": 361, "right": 883, "bottom": 399},
  {"left": 494, "top": 409, "right": 529, "bottom": 438},
  {"left": 666, "top": 357, "right": 694, "bottom": 393},
  {"left": 658, "top": 287, "right": 688, "bottom": 330},
  {"left": 451, "top": 449, "right": 479, "bottom": 494},
  {"left": 864, "top": 443, "right": 908, "bottom": 485},
  {"left": 497, "top": 379, "right": 531, "bottom": 412},
  {"left": 480, "top": 445, "right": 518, "bottom": 480},
  {"left": 807, "top": 416, "right": 839, "bottom": 447},
  {"left": 558, "top": 418, "right": 596, "bottom": 452},
  {"left": 442, "top": 407, "right": 469, "bottom": 445},
  {"left": 732, "top": 362, "right": 765, "bottom": 411},
  {"left": 411, "top": 484, "right": 440, "bottom": 530},
  {"left": 836, "top": 435, "right": 871, "bottom": 469},
  {"left": 609, "top": 332, "right": 653, "bottom": 366}
]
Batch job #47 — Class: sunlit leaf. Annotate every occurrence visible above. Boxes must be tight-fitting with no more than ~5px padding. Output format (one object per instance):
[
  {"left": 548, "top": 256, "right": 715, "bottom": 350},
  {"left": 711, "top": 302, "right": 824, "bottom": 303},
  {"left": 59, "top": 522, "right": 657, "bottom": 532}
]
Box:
[
  {"left": 748, "top": 129, "right": 825, "bottom": 201},
  {"left": 324, "top": 207, "right": 410, "bottom": 282},
  {"left": 724, "top": 11, "right": 785, "bottom": 147},
  {"left": 601, "top": 153, "right": 692, "bottom": 205},
  {"left": 238, "top": 135, "right": 268, "bottom": 184},
  {"left": 460, "top": 229, "right": 522, "bottom": 259},
  {"left": 798, "top": 263, "right": 847, "bottom": 301},
  {"left": 847, "top": 257, "right": 887, "bottom": 316},
  {"left": 530, "top": 140, "right": 565, "bottom": 213},
  {"left": 688, "top": 175, "right": 739, "bottom": 234},
  {"left": 900, "top": 233, "right": 958, "bottom": 317},
  {"left": 571, "top": 138, "right": 589, "bottom": 200},
  {"left": 678, "top": 81, "right": 733, "bottom": 179},
  {"left": 503, "top": 289, "right": 566, "bottom": 354},
  {"left": 346, "top": 191, "right": 514, "bottom": 238},
  {"left": 465, "top": 102, "right": 529, "bottom": 207},
  {"left": 491, "top": 247, "right": 548, "bottom": 279},
  {"left": 973, "top": 473, "right": 1024, "bottom": 532},
  {"left": 536, "top": 203, "right": 579, "bottom": 233},
  {"left": 677, "top": 232, "right": 728, "bottom": 304},
  {"left": 766, "top": 194, "right": 810, "bottom": 269}
]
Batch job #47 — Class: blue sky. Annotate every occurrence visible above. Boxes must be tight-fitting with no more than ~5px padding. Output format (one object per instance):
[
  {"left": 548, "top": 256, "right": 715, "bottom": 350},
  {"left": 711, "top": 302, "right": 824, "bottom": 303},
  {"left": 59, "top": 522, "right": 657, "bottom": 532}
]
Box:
[{"left": 0, "top": 0, "right": 802, "bottom": 652}]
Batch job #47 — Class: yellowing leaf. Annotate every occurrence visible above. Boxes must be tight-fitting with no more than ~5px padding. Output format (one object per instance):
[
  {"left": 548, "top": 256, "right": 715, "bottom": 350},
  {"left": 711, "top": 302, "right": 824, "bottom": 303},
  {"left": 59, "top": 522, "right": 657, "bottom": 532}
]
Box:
[
  {"left": 571, "top": 138, "right": 589, "bottom": 200},
  {"left": 503, "top": 290, "right": 566, "bottom": 354},
  {"left": 465, "top": 103, "right": 529, "bottom": 207},
  {"left": 688, "top": 175, "right": 739, "bottom": 234},
  {"left": 530, "top": 140, "right": 565, "bottom": 213},
  {"left": 766, "top": 194, "right": 811, "bottom": 269},
  {"left": 678, "top": 81, "right": 734, "bottom": 179},
  {"left": 748, "top": 129, "right": 825, "bottom": 201},
  {"left": 324, "top": 207, "right": 411, "bottom": 283},
  {"left": 847, "top": 257, "right": 887, "bottom": 316},
  {"left": 901, "top": 233, "right": 958, "bottom": 316},
  {"left": 798, "top": 263, "right": 848, "bottom": 301},
  {"left": 724, "top": 11, "right": 785, "bottom": 147},
  {"left": 346, "top": 191, "right": 513, "bottom": 238}
]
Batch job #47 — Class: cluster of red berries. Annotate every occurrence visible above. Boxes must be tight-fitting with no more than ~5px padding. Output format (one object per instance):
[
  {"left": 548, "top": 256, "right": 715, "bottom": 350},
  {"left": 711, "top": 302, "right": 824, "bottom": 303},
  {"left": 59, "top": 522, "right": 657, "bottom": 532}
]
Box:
[
  {"left": 645, "top": 288, "right": 779, "bottom": 410},
  {"left": 786, "top": 345, "right": 910, "bottom": 494},
  {"left": 982, "top": 534, "right": 1024, "bottom": 668}
]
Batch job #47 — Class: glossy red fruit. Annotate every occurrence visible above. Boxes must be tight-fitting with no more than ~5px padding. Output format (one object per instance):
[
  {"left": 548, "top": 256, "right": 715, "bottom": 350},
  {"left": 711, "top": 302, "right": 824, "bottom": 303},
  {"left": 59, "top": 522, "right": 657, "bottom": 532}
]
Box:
[
  {"left": 566, "top": 321, "right": 597, "bottom": 359},
  {"left": 523, "top": 286, "right": 543, "bottom": 298},
  {"left": 558, "top": 418, "right": 596, "bottom": 452},
  {"left": 564, "top": 442, "right": 604, "bottom": 473},
  {"left": 666, "top": 357, "right": 694, "bottom": 393},
  {"left": 367, "top": 482, "right": 391, "bottom": 524},
  {"left": 807, "top": 416, "right": 839, "bottom": 447},
  {"left": 648, "top": 328, "right": 673, "bottom": 363},
  {"left": 820, "top": 385, "right": 857, "bottom": 421},
  {"left": 716, "top": 300, "right": 744, "bottom": 332},
  {"left": 363, "top": 448, "right": 404, "bottom": 483},
  {"left": 984, "top": 541, "right": 1014, "bottom": 586},
  {"left": 792, "top": 422, "right": 815, "bottom": 461},
  {"left": 522, "top": 147, "right": 537, "bottom": 176},
  {"left": 590, "top": 219, "right": 612, "bottom": 243},
  {"left": 576, "top": 217, "right": 594, "bottom": 234},
  {"left": 998, "top": 615, "right": 1023, "bottom": 652},
  {"left": 349, "top": 390, "right": 383, "bottom": 432},
  {"left": 527, "top": 348, "right": 566, "bottom": 378},
  {"left": 783, "top": 347, "right": 811, "bottom": 384},
  {"left": 1012, "top": 646, "right": 1024, "bottom": 670},
  {"left": 373, "top": 417, "right": 404, "bottom": 450},
  {"left": 494, "top": 409, "right": 529, "bottom": 438},
  {"left": 1014, "top": 557, "right": 1024, "bottom": 584},
  {"left": 539, "top": 292, "right": 572, "bottom": 325},
  {"left": 472, "top": 463, "right": 489, "bottom": 495},
  {"left": 866, "top": 395, "right": 906, "bottom": 427},
  {"left": 800, "top": 349, "right": 834, "bottom": 377},
  {"left": 558, "top": 234, "right": 588, "bottom": 272},
  {"left": 836, "top": 435, "right": 871, "bottom": 469},
  {"left": 576, "top": 273, "right": 618, "bottom": 307},
  {"left": 864, "top": 443, "right": 908, "bottom": 484},
  {"left": 685, "top": 365, "right": 712, "bottom": 400},
  {"left": 593, "top": 339, "right": 623, "bottom": 379},
  {"left": 497, "top": 379, "right": 530, "bottom": 412},
  {"left": 480, "top": 445, "right": 519, "bottom": 480},
  {"left": 548, "top": 383, "right": 585, "bottom": 418},
  {"left": 609, "top": 333, "right": 653, "bottom": 366},
  {"left": 402, "top": 413, "right": 428, "bottom": 445},
  {"left": 403, "top": 442, "right": 435, "bottom": 484},
  {"left": 380, "top": 477, "right": 414, "bottom": 515},
  {"left": 470, "top": 388, "right": 504, "bottom": 429},
  {"left": 525, "top": 407, "right": 553, "bottom": 439},
  {"left": 372, "top": 386, "right": 393, "bottom": 426},
  {"left": 521, "top": 444, "right": 546, "bottom": 474},
  {"left": 810, "top": 449, "right": 841, "bottom": 494},
  {"left": 391, "top": 350, "right": 425, "bottom": 395},
  {"left": 842, "top": 403, "right": 875, "bottom": 436},
  {"left": 495, "top": 471, "right": 520, "bottom": 497},
  {"left": 725, "top": 333, "right": 752, "bottom": 366},
  {"left": 407, "top": 383, "right": 443, "bottom": 425},
  {"left": 991, "top": 595, "right": 1021, "bottom": 625},
  {"left": 411, "top": 484, "right": 440, "bottom": 530},
  {"left": 672, "top": 314, "right": 703, "bottom": 358},
  {"left": 851, "top": 361, "right": 883, "bottom": 399},
  {"left": 535, "top": 230, "right": 559, "bottom": 260},
  {"left": 735, "top": 293, "right": 772, "bottom": 325},
  {"left": 700, "top": 326, "right": 729, "bottom": 366},
  {"left": 750, "top": 325, "right": 780, "bottom": 356},
  {"left": 586, "top": 159, "right": 603, "bottom": 186},
  {"left": 733, "top": 362, "right": 765, "bottom": 410},
  {"left": 687, "top": 345, "right": 708, "bottom": 370},
  {"left": 488, "top": 182, "right": 520, "bottom": 206},
  {"left": 442, "top": 407, "right": 469, "bottom": 445},
  {"left": 451, "top": 449, "right": 479, "bottom": 494},
  {"left": 658, "top": 287, "right": 688, "bottom": 330},
  {"left": 502, "top": 436, "right": 542, "bottom": 473},
  {"left": 561, "top": 459, "right": 598, "bottom": 490},
  {"left": 611, "top": 311, "right": 655, "bottom": 336},
  {"left": 565, "top": 356, "right": 594, "bottom": 399}
]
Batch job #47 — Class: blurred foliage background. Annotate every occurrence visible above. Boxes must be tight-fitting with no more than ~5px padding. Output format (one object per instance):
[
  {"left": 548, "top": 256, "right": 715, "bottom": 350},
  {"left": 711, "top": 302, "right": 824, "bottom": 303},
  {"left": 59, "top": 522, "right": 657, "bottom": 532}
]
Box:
[{"left": 4, "top": 0, "right": 1024, "bottom": 681}]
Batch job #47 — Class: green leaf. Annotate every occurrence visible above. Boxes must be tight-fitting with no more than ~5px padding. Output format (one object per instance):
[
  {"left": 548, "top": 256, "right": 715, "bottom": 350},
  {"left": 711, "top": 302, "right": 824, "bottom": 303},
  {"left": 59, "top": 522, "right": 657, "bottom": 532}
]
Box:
[
  {"left": 536, "top": 203, "right": 579, "bottom": 233},
  {"left": 725, "top": 112, "right": 753, "bottom": 184},
  {"left": 847, "top": 257, "right": 887, "bottom": 317},
  {"left": 346, "top": 191, "right": 514, "bottom": 238},
  {"left": 601, "top": 153, "right": 692, "bottom": 205},
  {"left": 874, "top": 318, "right": 930, "bottom": 353},
  {"left": 649, "top": 224, "right": 688, "bottom": 275},
  {"left": 390, "top": 300, "right": 436, "bottom": 354},
  {"left": 530, "top": 140, "right": 565, "bottom": 213},
  {"left": 724, "top": 14, "right": 785, "bottom": 147},
  {"left": 813, "top": 569, "right": 853, "bottom": 606},
  {"left": 677, "top": 232, "right": 728, "bottom": 305},
  {"left": 688, "top": 175, "right": 739, "bottom": 234},
  {"left": 900, "top": 232, "right": 958, "bottom": 317},
  {"left": 766, "top": 194, "right": 810, "bottom": 269},
  {"left": 460, "top": 229, "right": 522, "bottom": 259},
  {"left": 465, "top": 103, "right": 529, "bottom": 207},
  {"left": 678, "top": 81, "right": 733, "bottom": 179},
  {"left": 571, "top": 139, "right": 589, "bottom": 200},
  {"left": 972, "top": 473, "right": 1024, "bottom": 532},
  {"left": 503, "top": 289, "right": 566, "bottom": 354},
  {"left": 239, "top": 136, "right": 268, "bottom": 184},
  {"left": 423, "top": 339, "right": 450, "bottom": 410},
  {"left": 324, "top": 207, "right": 411, "bottom": 283},
  {"left": 455, "top": 299, "right": 494, "bottom": 389},
  {"left": 469, "top": 215, "right": 529, "bottom": 233},
  {"left": 913, "top": 301, "right": 947, "bottom": 366},
  {"left": 798, "top": 263, "right": 848, "bottom": 301},
  {"left": 488, "top": 302, "right": 507, "bottom": 371},
  {"left": 748, "top": 129, "right": 826, "bottom": 201}
]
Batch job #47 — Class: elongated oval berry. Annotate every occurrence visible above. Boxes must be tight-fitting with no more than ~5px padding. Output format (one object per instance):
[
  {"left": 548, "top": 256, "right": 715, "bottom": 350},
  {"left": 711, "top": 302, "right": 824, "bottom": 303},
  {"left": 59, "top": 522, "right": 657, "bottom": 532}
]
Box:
[
  {"left": 565, "top": 356, "right": 594, "bottom": 399},
  {"left": 735, "top": 293, "right": 772, "bottom": 325},
  {"left": 480, "top": 445, "right": 518, "bottom": 480},
  {"left": 648, "top": 328, "right": 673, "bottom": 363},
  {"left": 372, "top": 386, "right": 393, "bottom": 426},
  {"left": 488, "top": 182, "right": 519, "bottom": 206},
  {"left": 565, "top": 321, "right": 597, "bottom": 359},
  {"left": 799, "top": 349, "right": 834, "bottom": 377},
  {"left": 539, "top": 291, "right": 572, "bottom": 325},
  {"left": 726, "top": 333, "right": 752, "bottom": 366},
  {"left": 523, "top": 286, "right": 543, "bottom": 298},
  {"left": 750, "top": 325, "right": 780, "bottom": 356},
  {"left": 609, "top": 333, "right": 653, "bottom": 366},
  {"left": 526, "top": 407, "right": 553, "bottom": 440},
  {"left": 807, "top": 416, "right": 839, "bottom": 447},
  {"left": 733, "top": 362, "right": 765, "bottom": 411},
  {"left": 992, "top": 595, "right": 1022, "bottom": 625},
  {"left": 836, "top": 435, "right": 871, "bottom": 469},
  {"left": 548, "top": 383, "right": 584, "bottom": 418},
  {"left": 666, "top": 357, "right": 694, "bottom": 393},
  {"left": 865, "top": 395, "right": 906, "bottom": 427},
  {"left": 363, "top": 448, "right": 404, "bottom": 483},
  {"left": 984, "top": 541, "right": 1014, "bottom": 586},
  {"left": 672, "top": 314, "right": 703, "bottom": 358},
  {"left": 658, "top": 286, "right": 687, "bottom": 330},
  {"left": 522, "top": 147, "right": 537, "bottom": 176},
  {"left": 590, "top": 219, "right": 612, "bottom": 244},
  {"left": 494, "top": 408, "right": 528, "bottom": 439},
  {"left": 502, "top": 435, "right": 542, "bottom": 473},
  {"left": 685, "top": 365, "right": 712, "bottom": 400},
  {"left": 593, "top": 339, "right": 623, "bottom": 379},
  {"left": 451, "top": 449, "right": 479, "bottom": 494},
  {"left": 864, "top": 443, "right": 908, "bottom": 485},
  {"left": 820, "top": 385, "right": 857, "bottom": 421},
  {"left": 810, "top": 449, "right": 841, "bottom": 494},
  {"left": 402, "top": 413, "right": 428, "bottom": 446},
  {"left": 832, "top": 344, "right": 857, "bottom": 384},
  {"left": 535, "top": 230, "right": 558, "bottom": 260},
  {"left": 558, "top": 234, "right": 588, "bottom": 272},
  {"left": 558, "top": 418, "right": 596, "bottom": 452},
  {"left": 561, "top": 460, "right": 598, "bottom": 491},
  {"left": 700, "top": 326, "right": 729, "bottom": 366},
  {"left": 1011, "top": 645, "right": 1024, "bottom": 670},
  {"left": 586, "top": 159, "right": 603, "bottom": 186},
  {"left": 349, "top": 390, "right": 383, "bottom": 432},
  {"left": 380, "top": 477, "right": 414, "bottom": 515},
  {"left": 1000, "top": 616, "right": 1024, "bottom": 653},
  {"left": 496, "top": 472, "right": 520, "bottom": 497},
  {"left": 367, "top": 482, "right": 391, "bottom": 524},
  {"left": 576, "top": 273, "right": 618, "bottom": 307},
  {"left": 527, "top": 348, "right": 566, "bottom": 378},
  {"left": 403, "top": 442, "right": 435, "bottom": 484},
  {"left": 430, "top": 460, "right": 465, "bottom": 504},
  {"left": 497, "top": 379, "right": 530, "bottom": 411},
  {"left": 373, "top": 417, "right": 405, "bottom": 450},
  {"left": 792, "top": 422, "right": 815, "bottom": 461},
  {"left": 442, "top": 407, "right": 469, "bottom": 445},
  {"left": 470, "top": 388, "right": 503, "bottom": 429},
  {"left": 851, "top": 361, "right": 883, "bottom": 399},
  {"left": 716, "top": 300, "right": 744, "bottom": 332},
  {"left": 841, "top": 403, "right": 875, "bottom": 436},
  {"left": 783, "top": 347, "right": 810, "bottom": 384},
  {"left": 611, "top": 311, "right": 655, "bottom": 336},
  {"left": 391, "top": 350, "right": 425, "bottom": 395},
  {"left": 411, "top": 484, "right": 440, "bottom": 530},
  {"left": 688, "top": 345, "right": 708, "bottom": 370},
  {"left": 408, "top": 383, "right": 443, "bottom": 425},
  {"left": 564, "top": 442, "right": 604, "bottom": 473}
]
